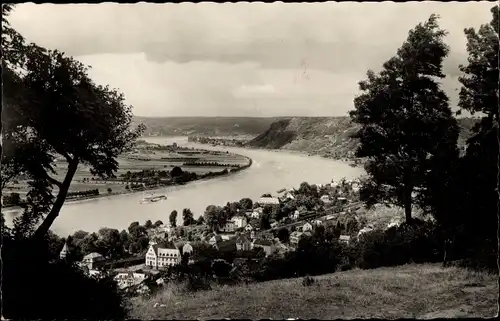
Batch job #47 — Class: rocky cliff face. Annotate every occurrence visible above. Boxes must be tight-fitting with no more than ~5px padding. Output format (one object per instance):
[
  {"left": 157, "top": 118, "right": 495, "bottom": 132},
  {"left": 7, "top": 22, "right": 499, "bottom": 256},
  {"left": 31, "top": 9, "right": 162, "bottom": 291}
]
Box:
[{"left": 247, "top": 116, "right": 478, "bottom": 159}]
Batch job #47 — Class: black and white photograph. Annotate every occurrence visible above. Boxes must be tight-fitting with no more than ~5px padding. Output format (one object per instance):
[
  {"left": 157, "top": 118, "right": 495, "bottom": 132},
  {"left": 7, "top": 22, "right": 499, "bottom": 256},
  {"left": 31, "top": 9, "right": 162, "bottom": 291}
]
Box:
[{"left": 1, "top": 1, "right": 498, "bottom": 319}]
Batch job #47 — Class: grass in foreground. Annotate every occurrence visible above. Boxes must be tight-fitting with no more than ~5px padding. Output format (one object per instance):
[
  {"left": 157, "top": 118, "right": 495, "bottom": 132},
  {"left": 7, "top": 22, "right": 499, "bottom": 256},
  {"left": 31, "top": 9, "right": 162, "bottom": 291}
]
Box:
[{"left": 129, "top": 263, "right": 498, "bottom": 320}]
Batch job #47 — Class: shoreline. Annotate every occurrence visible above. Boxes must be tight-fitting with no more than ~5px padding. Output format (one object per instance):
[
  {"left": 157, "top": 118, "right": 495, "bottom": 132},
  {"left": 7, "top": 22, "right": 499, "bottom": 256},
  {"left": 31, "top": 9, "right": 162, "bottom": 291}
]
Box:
[
  {"left": 65, "top": 155, "right": 253, "bottom": 204},
  {"left": 189, "top": 138, "right": 364, "bottom": 169},
  {"left": 2, "top": 155, "right": 253, "bottom": 209}
]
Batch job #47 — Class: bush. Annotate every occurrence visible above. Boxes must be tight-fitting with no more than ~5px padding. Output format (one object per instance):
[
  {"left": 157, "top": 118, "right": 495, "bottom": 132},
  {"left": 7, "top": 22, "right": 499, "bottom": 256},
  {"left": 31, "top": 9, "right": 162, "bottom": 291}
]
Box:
[
  {"left": 2, "top": 238, "right": 126, "bottom": 319},
  {"left": 353, "top": 220, "right": 442, "bottom": 269},
  {"left": 3, "top": 192, "right": 21, "bottom": 206},
  {"left": 302, "top": 276, "right": 316, "bottom": 287},
  {"left": 67, "top": 189, "right": 100, "bottom": 198}
]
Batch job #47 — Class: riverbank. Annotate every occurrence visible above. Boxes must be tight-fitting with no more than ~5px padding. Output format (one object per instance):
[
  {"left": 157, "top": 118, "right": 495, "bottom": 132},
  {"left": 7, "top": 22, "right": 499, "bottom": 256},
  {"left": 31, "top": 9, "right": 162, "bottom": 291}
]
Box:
[
  {"left": 3, "top": 139, "right": 364, "bottom": 236},
  {"left": 2, "top": 155, "right": 253, "bottom": 208},
  {"left": 193, "top": 138, "right": 365, "bottom": 168}
]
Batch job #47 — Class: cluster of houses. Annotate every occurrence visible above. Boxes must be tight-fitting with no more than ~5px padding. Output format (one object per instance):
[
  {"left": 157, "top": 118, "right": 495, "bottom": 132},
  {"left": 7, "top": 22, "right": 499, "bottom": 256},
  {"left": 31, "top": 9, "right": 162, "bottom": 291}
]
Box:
[{"left": 57, "top": 178, "right": 384, "bottom": 294}]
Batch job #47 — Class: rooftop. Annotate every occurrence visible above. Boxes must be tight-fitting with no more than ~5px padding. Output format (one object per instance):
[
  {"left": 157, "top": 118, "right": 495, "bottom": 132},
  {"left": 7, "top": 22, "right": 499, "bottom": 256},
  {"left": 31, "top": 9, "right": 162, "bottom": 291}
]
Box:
[
  {"left": 152, "top": 241, "right": 178, "bottom": 254},
  {"left": 253, "top": 239, "right": 273, "bottom": 246},
  {"left": 84, "top": 252, "right": 103, "bottom": 259}
]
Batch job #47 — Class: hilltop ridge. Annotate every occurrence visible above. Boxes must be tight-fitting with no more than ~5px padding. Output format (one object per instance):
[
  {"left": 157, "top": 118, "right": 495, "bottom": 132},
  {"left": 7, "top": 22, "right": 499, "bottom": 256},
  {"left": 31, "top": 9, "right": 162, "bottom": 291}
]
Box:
[
  {"left": 132, "top": 116, "right": 281, "bottom": 137},
  {"left": 247, "top": 116, "right": 478, "bottom": 159},
  {"left": 133, "top": 116, "right": 478, "bottom": 159}
]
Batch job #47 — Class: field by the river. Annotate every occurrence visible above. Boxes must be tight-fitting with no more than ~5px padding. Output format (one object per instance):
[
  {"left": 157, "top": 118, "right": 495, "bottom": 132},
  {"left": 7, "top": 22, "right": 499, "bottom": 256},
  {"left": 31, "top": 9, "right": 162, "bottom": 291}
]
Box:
[
  {"left": 129, "top": 263, "right": 498, "bottom": 320},
  {"left": 2, "top": 148, "right": 250, "bottom": 200}
]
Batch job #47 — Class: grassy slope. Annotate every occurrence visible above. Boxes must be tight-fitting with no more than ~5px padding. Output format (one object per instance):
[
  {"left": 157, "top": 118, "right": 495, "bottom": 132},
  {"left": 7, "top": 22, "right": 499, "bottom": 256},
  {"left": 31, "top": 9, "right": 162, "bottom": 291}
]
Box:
[{"left": 129, "top": 263, "right": 498, "bottom": 320}]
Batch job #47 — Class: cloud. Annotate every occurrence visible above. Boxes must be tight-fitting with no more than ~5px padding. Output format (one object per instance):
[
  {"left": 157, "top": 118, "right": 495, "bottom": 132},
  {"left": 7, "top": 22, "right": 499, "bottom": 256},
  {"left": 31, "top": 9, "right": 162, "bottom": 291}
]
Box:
[
  {"left": 232, "top": 84, "right": 276, "bottom": 98},
  {"left": 8, "top": 2, "right": 494, "bottom": 117}
]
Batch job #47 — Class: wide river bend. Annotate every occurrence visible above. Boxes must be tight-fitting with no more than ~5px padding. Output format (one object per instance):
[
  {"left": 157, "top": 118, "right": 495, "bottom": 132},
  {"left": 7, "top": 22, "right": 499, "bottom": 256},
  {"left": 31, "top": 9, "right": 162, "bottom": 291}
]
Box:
[{"left": 4, "top": 136, "right": 364, "bottom": 236}]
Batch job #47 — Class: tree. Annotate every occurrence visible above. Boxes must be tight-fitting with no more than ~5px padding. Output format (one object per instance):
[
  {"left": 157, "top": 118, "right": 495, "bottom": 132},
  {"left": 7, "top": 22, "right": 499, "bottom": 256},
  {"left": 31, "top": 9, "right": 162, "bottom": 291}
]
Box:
[
  {"left": 262, "top": 205, "right": 273, "bottom": 216},
  {"left": 71, "top": 230, "right": 89, "bottom": 246},
  {"left": 5, "top": 192, "right": 21, "bottom": 206},
  {"left": 228, "top": 202, "right": 241, "bottom": 217},
  {"left": 182, "top": 208, "right": 195, "bottom": 226},
  {"left": 259, "top": 212, "right": 271, "bottom": 230},
  {"left": 239, "top": 198, "right": 253, "bottom": 210},
  {"left": 204, "top": 206, "right": 218, "bottom": 230},
  {"left": 127, "top": 221, "right": 146, "bottom": 240},
  {"left": 128, "top": 242, "right": 139, "bottom": 254},
  {"left": 45, "top": 230, "right": 65, "bottom": 260},
  {"left": 196, "top": 216, "right": 205, "bottom": 226},
  {"left": 96, "top": 228, "right": 122, "bottom": 258},
  {"left": 457, "top": 6, "right": 499, "bottom": 122},
  {"left": 169, "top": 210, "right": 178, "bottom": 228},
  {"left": 425, "top": 6, "right": 499, "bottom": 269},
  {"left": 298, "top": 182, "right": 315, "bottom": 197},
  {"left": 106, "top": 188, "right": 112, "bottom": 194},
  {"left": 277, "top": 228, "right": 290, "bottom": 243},
  {"left": 211, "top": 259, "right": 232, "bottom": 278},
  {"left": 1, "top": 9, "right": 145, "bottom": 240},
  {"left": 128, "top": 222, "right": 139, "bottom": 233},
  {"left": 154, "top": 220, "right": 163, "bottom": 227},
  {"left": 144, "top": 220, "right": 153, "bottom": 229},
  {"left": 349, "top": 14, "right": 459, "bottom": 224},
  {"left": 79, "top": 233, "right": 99, "bottom": 255},
  {"left": 170, "top": 166, "right": 183, "bottom": 178},
  {"left": 118, "top": 230, "right": 130, "bottom": 253}
]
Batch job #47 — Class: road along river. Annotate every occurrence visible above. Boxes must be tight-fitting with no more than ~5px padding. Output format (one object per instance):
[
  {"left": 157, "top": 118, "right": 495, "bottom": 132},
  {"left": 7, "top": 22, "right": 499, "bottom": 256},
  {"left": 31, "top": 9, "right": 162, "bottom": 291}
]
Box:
[{"left": 3, "top": 136, "right": 364, "bottom": 236}]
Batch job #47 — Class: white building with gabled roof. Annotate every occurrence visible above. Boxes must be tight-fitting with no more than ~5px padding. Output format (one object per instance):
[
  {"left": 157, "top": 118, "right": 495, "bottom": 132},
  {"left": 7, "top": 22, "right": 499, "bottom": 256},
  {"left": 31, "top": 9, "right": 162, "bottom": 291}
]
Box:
[
  {"left": 145, "top": 241, "right": 181, "bottom": 269},
  {"left": 82, "top": 252, "right": 105, "bottom": 269},
  {"left": 231, "top": 215, "right": 248, "bottom": 229}
]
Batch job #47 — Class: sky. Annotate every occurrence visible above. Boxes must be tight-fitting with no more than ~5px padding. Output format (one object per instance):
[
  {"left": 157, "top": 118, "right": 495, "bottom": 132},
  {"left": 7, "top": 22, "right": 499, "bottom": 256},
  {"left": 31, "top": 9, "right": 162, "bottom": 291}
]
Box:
[{"left": 8, "top": 1, "right": 495, "bottom": 117}]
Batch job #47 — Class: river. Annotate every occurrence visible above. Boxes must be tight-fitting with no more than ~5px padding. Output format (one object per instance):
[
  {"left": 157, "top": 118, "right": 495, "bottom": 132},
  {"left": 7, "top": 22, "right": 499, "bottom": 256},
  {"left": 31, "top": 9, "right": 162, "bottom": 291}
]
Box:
[{"left": 3, "top": 136, "right": 364, "bottom": 236}]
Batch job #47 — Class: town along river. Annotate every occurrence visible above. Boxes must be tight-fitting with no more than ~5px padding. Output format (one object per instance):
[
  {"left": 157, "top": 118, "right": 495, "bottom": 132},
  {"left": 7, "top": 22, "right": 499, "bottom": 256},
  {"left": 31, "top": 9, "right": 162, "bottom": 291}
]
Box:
[{"left": 3, "top": 136, "right": 364, "bottom": 236}]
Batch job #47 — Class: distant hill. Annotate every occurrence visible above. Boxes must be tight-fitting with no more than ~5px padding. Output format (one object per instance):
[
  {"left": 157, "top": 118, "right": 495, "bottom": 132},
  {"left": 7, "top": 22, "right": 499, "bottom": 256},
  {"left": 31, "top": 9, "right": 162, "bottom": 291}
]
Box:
[
  {"left": 247, "top": 117, "right": 479, "bottom": 159},
  {"left": 133, "top": 116, "right": 282, "bottom": 137}
]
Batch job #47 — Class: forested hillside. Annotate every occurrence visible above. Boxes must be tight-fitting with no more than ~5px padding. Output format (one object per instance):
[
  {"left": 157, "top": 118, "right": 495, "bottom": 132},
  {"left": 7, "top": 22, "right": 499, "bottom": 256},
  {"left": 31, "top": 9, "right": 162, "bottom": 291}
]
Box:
[
  {"left": 133, "top": 116, "right": 281, "bottom": 137},
  {"left": 247, "top": 117, "right": 478, "bottom": 159}
]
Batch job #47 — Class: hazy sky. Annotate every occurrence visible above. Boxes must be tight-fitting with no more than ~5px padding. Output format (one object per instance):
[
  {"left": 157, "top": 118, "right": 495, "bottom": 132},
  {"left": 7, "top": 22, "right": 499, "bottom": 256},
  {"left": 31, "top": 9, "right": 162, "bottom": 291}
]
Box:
[{"left": 8, "top": 2, "right": 495, "bottom": 117}]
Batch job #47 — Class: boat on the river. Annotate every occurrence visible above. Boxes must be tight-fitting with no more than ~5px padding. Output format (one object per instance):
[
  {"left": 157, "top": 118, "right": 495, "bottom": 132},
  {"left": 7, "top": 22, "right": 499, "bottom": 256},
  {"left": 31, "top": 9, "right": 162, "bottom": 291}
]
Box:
[{"left": 140, "top": 192, "right": 167, "bottom": 204}]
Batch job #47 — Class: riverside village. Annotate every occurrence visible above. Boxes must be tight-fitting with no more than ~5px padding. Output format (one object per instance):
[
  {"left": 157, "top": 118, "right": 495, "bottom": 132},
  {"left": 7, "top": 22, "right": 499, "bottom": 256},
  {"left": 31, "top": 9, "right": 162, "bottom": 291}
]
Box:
[
  {"left": 2, "top": 2, "right": 497, "bottom": 319},
  {"left": 59, "top": 177, "right": 371, "bottom": 295}
]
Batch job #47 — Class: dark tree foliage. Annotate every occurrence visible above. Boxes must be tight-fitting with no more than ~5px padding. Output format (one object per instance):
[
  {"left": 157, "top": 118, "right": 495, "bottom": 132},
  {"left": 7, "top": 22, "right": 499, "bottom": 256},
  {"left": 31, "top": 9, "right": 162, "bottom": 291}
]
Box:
[
  {"left": 1, "top": 235, "right": 126, "bottom": 319},
  {"left": 170, "top": 166, "right": 184, "bottom": 178},
  {"left": 1, "top": 6, "right": 132, "bottom": 318},
  {"left": 1, "top": 6, "right": 145, "bottom": 240},
  {"left": 259, "top": 211, "right": 271, "bottom": 230},
  {"left": 169, "top": 210, "right": 178, "bottom": 228},
  {"left": 349, "top": 15, "right": 459, "bottom": 224},
  {"left": 277, "top": 228, "right": 290, "bottom": 243},
  {"left": 144, "top": 219, "right": 153, "bottom": 229},
  {"left": 424, "top": 6, "right": 499, "bottom": 270},
  {"left": 203, "top": 205, "right": 226, "bottom": 231},
  {"left": 182, "top": 208, "right": 195, "bottom": 226},
  {"left": 196, "top": 215, "right": 205, "bottom": 225},
  {"left": 239, "top": 197, "right": 253, "bottom": 210}
]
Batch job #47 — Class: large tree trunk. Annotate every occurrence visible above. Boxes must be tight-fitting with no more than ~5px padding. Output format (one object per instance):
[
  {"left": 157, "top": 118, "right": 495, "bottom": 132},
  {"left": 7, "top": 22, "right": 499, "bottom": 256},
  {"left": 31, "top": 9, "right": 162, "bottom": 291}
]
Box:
[
  {"left": 32, "top": 159, "right": 79, "bottom": 240},
  {"left": 404, "top": 185, "right": 413, "bottom": 225}
]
